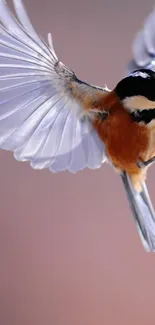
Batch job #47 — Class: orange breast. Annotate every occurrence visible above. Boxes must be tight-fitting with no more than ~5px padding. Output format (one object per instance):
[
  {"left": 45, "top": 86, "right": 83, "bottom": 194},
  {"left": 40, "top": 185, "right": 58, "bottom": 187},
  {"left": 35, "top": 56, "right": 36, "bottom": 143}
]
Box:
[{"left": 93, "top": 96, "right": 150, "bottom": 174}]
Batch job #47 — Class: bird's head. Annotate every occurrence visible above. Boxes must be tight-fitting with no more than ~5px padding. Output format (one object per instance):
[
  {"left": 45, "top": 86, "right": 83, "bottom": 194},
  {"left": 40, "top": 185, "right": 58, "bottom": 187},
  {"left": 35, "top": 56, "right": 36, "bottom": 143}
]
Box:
[{"left": 115, "top": 69, "right": 155, "bottom": 113}]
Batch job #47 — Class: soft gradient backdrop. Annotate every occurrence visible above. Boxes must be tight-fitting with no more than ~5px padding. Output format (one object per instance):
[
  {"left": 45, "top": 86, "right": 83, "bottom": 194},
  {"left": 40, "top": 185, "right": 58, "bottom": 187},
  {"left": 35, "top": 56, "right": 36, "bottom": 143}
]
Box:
[{"left": 1, "top": 0, "right": 155, "bottom": 324}]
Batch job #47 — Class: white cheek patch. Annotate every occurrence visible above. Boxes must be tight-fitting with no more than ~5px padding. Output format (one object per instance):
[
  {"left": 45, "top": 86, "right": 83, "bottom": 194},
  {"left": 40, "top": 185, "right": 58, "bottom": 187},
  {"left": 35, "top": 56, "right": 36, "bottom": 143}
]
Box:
[
  {"left": 123, "top": 95, "right": 155, "bottom": 112},
  {"left": 147, "top": 119, "right": 155, "bottom": 127}
]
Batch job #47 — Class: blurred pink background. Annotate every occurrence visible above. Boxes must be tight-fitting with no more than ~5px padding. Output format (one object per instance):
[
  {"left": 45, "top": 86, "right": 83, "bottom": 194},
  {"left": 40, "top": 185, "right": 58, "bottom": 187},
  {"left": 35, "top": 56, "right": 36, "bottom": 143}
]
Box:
[{"left": 1, "top": 0, "right": 155, "bottom": 324}]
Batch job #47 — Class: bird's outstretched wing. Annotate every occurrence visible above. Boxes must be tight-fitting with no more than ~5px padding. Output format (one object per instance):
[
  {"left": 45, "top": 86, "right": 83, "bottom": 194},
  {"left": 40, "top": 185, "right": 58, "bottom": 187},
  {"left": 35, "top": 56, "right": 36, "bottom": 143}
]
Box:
[
  {"left": 128, "top": 7, "right": 155, "bottom": 73},
  {"left": 125, "top": 7, "right": 155, "bottom": 252},
  {"left": 0, "top": 0, "right": 109, "bottom": 173}
]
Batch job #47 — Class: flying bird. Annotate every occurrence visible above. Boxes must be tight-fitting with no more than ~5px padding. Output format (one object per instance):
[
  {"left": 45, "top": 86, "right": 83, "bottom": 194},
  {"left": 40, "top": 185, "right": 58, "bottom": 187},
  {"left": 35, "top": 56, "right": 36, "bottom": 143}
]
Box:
[{"left": 0, "top": 0, "right": 155, "bottom": 251}]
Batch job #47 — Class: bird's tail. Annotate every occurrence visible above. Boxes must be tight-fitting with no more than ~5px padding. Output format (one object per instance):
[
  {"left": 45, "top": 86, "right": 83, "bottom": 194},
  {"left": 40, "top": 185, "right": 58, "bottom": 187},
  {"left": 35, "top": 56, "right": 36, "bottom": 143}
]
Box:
[{"left": 121, "top": 171, "right": 155, "bottom": 252}]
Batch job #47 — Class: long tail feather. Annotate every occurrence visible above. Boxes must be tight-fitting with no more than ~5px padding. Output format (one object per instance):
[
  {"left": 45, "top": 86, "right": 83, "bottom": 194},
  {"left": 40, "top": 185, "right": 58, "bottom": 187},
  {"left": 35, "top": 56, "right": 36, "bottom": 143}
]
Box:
[{"left": 121, "top": 171, "right": 155, "bottom": 252}]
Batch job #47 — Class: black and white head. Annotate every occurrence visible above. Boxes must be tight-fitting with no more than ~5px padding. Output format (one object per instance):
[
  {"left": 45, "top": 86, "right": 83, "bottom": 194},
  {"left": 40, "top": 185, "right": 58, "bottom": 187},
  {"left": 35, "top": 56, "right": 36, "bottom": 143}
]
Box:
[{"left": 115, "top": 69, "right": 155, "bottom": 112}]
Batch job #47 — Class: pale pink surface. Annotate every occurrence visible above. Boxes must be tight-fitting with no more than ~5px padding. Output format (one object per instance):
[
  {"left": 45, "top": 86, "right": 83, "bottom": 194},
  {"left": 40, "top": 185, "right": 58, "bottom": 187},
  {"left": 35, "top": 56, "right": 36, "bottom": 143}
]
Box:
[{"left": 1, "top": 0, "right": 155, "bottom": 324}]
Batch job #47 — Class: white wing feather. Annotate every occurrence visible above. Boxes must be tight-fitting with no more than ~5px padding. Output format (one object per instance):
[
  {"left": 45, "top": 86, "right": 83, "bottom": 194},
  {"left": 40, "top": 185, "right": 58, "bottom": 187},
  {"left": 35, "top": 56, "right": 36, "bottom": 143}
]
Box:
[
  {"left": 0, "top": 0, "right": 108, "bottom": 173},
  {"left": 130, "top": 7, "right": 155, "bottom": 70}
]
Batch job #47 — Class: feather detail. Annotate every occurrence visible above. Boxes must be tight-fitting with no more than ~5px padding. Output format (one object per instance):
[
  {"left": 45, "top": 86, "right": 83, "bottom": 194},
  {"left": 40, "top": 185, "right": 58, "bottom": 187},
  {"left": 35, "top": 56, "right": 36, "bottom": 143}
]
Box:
[
  {"left": 0, "top": 0, "right": 109, "bottom": 172},
  {"left": 128, "top": 7, "right": 155, "bottom": 71},
  {"left": 121, "top": 172, "right": 155, "bottom": 252}
]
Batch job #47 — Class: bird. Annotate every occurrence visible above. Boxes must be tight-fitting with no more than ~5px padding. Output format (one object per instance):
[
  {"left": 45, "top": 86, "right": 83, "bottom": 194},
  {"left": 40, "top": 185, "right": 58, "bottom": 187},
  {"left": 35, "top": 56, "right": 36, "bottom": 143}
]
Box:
[{"left": 0, "top": 0, "right": 155, "bottom": 252}]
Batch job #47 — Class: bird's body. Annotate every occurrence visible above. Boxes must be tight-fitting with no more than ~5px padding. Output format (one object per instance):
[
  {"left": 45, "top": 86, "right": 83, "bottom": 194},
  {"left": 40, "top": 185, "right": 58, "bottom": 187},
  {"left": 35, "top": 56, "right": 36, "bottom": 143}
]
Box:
[
  {"left": 0, "top": 0, "right": 155, "bottom": 251},
  {"left": 93, "top": 90, "right": 152, "bottom": 192}
]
